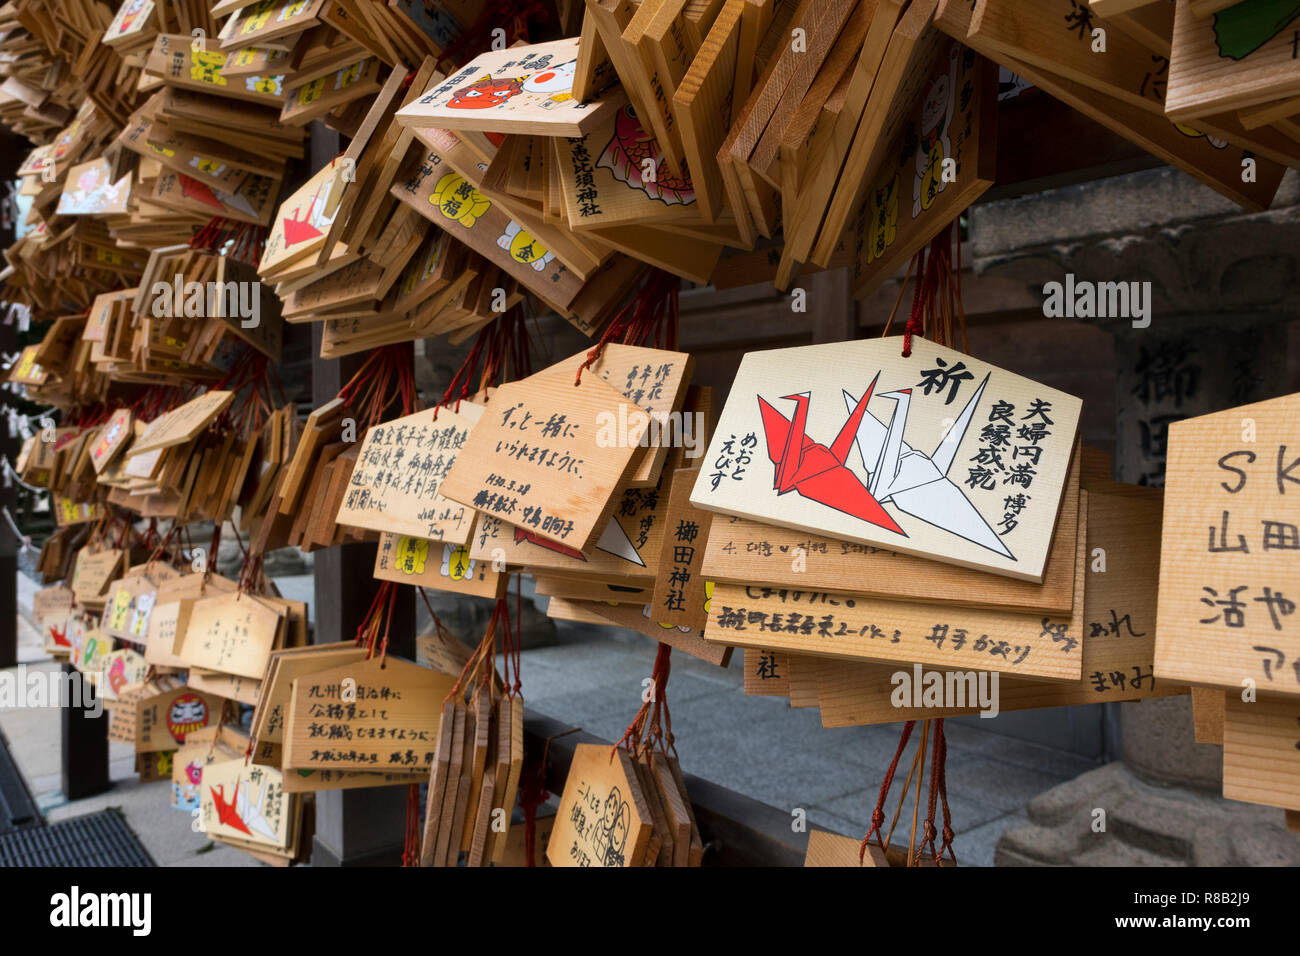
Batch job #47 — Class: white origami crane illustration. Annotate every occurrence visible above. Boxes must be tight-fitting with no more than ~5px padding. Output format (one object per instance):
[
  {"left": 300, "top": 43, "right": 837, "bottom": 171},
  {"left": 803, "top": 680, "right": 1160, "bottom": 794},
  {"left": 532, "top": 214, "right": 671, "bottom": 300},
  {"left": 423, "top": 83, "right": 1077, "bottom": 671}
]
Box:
[
  {"left": 841, "top": 372, "right": 1014, "bottom": 559},
  {"left": 234, "top": 777, "right": 279, "bottom": 842}
]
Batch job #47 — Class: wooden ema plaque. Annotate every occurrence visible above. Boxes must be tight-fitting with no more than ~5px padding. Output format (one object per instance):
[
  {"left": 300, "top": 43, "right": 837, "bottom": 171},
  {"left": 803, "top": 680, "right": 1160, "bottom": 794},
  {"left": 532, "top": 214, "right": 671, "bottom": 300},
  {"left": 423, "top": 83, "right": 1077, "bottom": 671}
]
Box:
[
  {"left": 175, "top": 591, "right": 284, "bottom": 680},
  {"left": 1155, "top": 393, "right": 1300, "bottom": 697},
  {"left": 374, "top": 530, "right": 507, "bottom": 600},
  {"left": 817, "top": 487, "right": 1186, "bottom": 726},
  {"left": 439, "top": 366, "right": 644, "bottom": 552},
  {"left": 581, "top": 597, "right": 731, "bottom": 668},
  {"left": 804, "top": 829, "right": 889, "bottom": 867},
  {"left": 705, "top": 489, "right": 1087, "bottom": 683},
  {"left": 702, "top": 444, "right": 1081, "bottom": 614},
  {"left": 937, "top": 0, "right": 1287, "bottom": 212},
  {"left": 200, "top": 757, "right": 293, "bottom": 850},
  {"left": 282, "top": 656, "right": 456, "bottom": 772},
  {"left": 850, "top": 40, "right": 998, "bottom": 299},
  {"left": 466, "top": 470, "right": 675, "bottom": 586},
  {"left": 250, "top": 642, "right": 368, "bottom": 747},
  {"left": 690, "top": 337, "right": 1082, "bottom": 582},
  {"left": 548, "top": 743, "right": 654, "bottom": 867},
  {"left": 1167, "top": 0, "right": 1300, "bottom": 121},
  {"left": 651, "top": 467, "right": 714, "bottom": 630},
  {"left": 335, "top": 402, "right": 486, "bottom": 545},
  {"left": 135, "top": 682, "right": 227, "bottom": 753},
  {"left": 1223, "top": 692, "right": 1300, "bottom": 812},
  {"left": 395, "top": 38, "right": 625, "bottom": 136}
]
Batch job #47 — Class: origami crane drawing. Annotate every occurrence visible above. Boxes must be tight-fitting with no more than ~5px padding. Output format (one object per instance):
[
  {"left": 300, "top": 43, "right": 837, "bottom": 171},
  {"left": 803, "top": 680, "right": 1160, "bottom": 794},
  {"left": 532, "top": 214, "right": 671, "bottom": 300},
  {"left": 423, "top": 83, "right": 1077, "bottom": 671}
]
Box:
[
  {"left": 842, "top": 371, "right": 1013, "bottom": 559},
  {"left": 211, "top": 778, "right": 278, "bottom": 842},
  {"left": 210, "top": 782, "right": 252, "bottom": 837},
  {"left": 757, "top": 378, "right": 905, "bottom": 534}
]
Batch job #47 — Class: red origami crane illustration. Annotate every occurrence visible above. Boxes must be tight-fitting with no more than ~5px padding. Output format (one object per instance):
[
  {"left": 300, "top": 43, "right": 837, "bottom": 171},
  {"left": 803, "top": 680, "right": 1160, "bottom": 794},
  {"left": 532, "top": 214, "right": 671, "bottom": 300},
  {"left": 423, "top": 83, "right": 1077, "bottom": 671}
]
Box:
[
  {"left": 282, "top": 183, "right": 327, "bottom": 246},
  {"left": 47, "top": 623, "right": 70, "bottom": 648},
  {"left": 210, "top": 782, "right": 253, "bottom": 837},
  {"left": 757, "top": 374, "right": 905, "bottom": 535}
]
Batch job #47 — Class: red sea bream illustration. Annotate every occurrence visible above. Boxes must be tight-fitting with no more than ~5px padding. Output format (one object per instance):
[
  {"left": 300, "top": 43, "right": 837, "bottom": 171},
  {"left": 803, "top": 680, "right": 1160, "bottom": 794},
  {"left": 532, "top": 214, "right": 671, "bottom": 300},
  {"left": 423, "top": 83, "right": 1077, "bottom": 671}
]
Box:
[{"left": 597, "top": 105, "right": 694, "bottom": 206}]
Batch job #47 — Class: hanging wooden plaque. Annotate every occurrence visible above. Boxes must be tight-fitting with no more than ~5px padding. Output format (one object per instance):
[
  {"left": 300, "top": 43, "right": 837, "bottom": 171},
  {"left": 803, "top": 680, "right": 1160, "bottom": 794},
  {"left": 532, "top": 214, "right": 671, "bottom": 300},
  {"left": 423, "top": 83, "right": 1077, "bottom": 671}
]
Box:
[
  {"left": 1223, "top": 692, "right": 1300, "bottom": 811},
  {"left": 804, "top": 829, "right": 889, "bottom": 866},
  {"left": 373, "top": 530, "right": 508, "bottom": 600},
  {"left": 690, "top": 337, "right": 1082, "bottom": 582},
  {"left": 1155, "top": 393, "right": 1300, "bottom": 697},
  {"left": 395, "top": 38, "right": 625, "bottom": 136},
  {"left": 200, "top": 757, "right": 295, "bottom": 849},
  {"left": 705, "top": 501, "right": 1087, "bottom": 682},
  {"left": 849, "top": 41, "right": 998, "bottom": 299},
  {"left": 651, "top": 467, "right": 714, "bottom": 630},
  {"left": 548, "top": 743, "right": 654, "bottom": 867},
  {"left": 1167, "top": 0, "right": 1300, "bottom": 120},
  {"left": 439, "top": 365, "right": 646, "bottom": 552},
  {"left": 175, "top": 591, "right": 284, "bottom": 679},
  {"left": 701, "top": 441, "right": 1079, "bottom": 613},
  {"left": 282, "top": 656, "right": 455, "bottom": 772},
  {"left": 335, "top": 403, "right": 485, "bottom": 544}
]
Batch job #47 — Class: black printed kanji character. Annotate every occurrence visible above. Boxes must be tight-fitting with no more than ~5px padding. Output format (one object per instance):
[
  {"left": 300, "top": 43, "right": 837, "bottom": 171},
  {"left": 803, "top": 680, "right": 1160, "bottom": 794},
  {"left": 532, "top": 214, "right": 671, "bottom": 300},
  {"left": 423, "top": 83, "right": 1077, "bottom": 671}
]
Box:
[
  {"left": 987, "top": 400, "right": 1016, "bottom": 426},
  {"left": 1017, "top": 421, "right": 1051, "bottom": 445},
  {"left": 818, "top": 615, "right": 834, "bottom": 637},
  {"left": 1253, "top": 587, "right": 1296, "bottom": 631},
  {"left": 755, "top": 652, "right": 781, "bottom": 680},
  {"left": 1013, "top": 444, "right": 1044, "bottom": 466},
  {"left": 675, "top": 519, "right": 699, "bottom": 543},
  {"left": 672, "top": 545, "right": 694, "bottom": 564},
  {"left": 916, "top": 358, "right": 975, "bottom": 405},
  {"left": 1209, "top": 510, "right": 1250, "bottom": 554},
  {"left": 1064, "top": 0, "right": 1095, "bottom": 40},
  {"left": 1200, "top": 585, "right": 1248, "bottom": 628},
  {"left": 950, "top": 628, "right": 968, "bottom": 651},
  {"left": 1253, "top": 646, "right": 1285, "bottom": 681},
  {"left": 540, "top": 413, "right": 569, "bottom": 438},
  {"left": 970, "top": 447, "right": 1007, "bottom": 471},
  {"left": 716, "top": 607, "right": 746, "bottom": 629},
  {"left": 1262, "top": 520, "right": 1300, "bottom": 551},
  {"left": 926, "top": 623, "right": 949, "bottom": 648},
  {"left": 966, "top": 466, "right": 997, "bottom": 491},
  {"left": 978, "top": 423, "right": 1012, "bottom": 448},
  {"left": 1004, "top": 463, "right": 1037, "bottom": 488}
]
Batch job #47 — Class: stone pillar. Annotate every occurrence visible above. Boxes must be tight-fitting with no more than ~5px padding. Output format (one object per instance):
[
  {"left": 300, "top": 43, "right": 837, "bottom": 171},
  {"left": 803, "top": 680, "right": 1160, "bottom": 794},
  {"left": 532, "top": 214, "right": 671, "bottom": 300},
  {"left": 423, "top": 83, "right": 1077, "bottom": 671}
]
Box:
[{"left": 1111, "top": 314, "right": 1290, "bottom": 792}]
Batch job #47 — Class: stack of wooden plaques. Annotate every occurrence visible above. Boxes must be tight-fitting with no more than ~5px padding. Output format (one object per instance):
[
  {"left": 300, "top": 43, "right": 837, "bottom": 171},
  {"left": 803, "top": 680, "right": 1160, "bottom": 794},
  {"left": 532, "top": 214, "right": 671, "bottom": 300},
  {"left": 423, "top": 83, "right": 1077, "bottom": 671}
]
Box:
[
  {"left": 682, "top": 337, "right": 1187, "bottom": 725},
  {"left": 1154, "top": 392, "right": 1300, "bottom": 828},
  {"left": 547, "top": 742, "right": 702, "bottom": 867}
]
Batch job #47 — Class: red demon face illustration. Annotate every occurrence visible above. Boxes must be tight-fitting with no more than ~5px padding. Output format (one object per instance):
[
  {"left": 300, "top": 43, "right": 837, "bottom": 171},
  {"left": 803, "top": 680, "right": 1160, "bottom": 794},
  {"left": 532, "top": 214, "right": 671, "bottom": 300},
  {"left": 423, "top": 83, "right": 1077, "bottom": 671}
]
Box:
[{"left": 447, "top": 75, "right": 524, "bottom": 110}]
